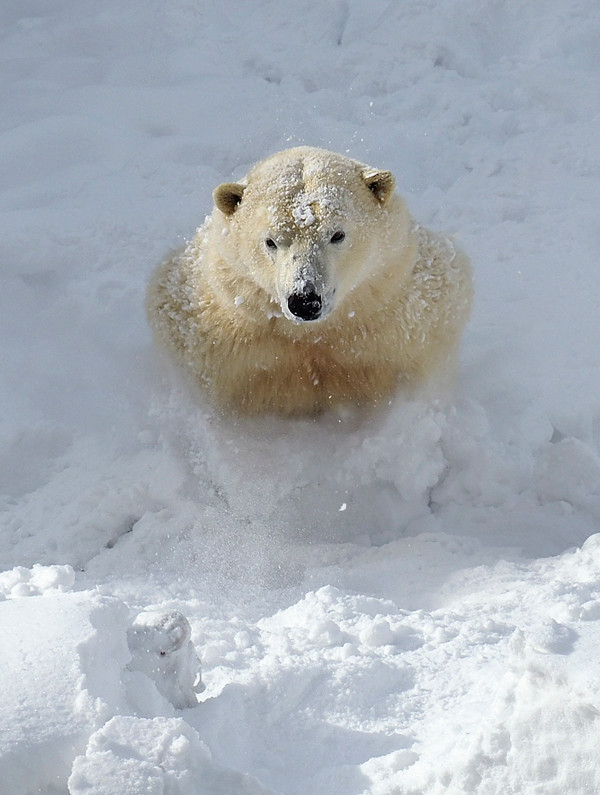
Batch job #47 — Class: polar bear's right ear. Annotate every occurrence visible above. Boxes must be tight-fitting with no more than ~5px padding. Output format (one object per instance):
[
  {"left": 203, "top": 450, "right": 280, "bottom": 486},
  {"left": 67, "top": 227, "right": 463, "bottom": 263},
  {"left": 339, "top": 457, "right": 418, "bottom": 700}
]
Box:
[
  {"left": 362, "top": 170, "right": 396, "bottom": 205},
  {"left": 213, "top": 182, "right": 246, "bottom": 216}
]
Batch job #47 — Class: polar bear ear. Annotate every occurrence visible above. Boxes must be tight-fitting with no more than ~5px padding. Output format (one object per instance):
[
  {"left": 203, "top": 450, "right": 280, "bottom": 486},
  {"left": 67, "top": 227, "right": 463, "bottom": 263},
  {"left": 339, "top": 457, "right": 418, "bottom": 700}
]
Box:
[
  {"left": 362, "top": 169, "right": 396, "bottom": 204},
  {"left": 213, "top": 182, "right": 246, "bottom": 216}
]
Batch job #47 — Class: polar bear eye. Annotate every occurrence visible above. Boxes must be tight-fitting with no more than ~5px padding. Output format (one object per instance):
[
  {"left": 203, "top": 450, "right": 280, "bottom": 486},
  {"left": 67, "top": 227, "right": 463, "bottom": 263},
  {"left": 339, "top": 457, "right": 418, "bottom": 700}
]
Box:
[
  {"left": 265, "top": 238, "right": 277, "bottom": 250},
  {"left": 330, "top": 231, "right": 345, "bottom": 244}
]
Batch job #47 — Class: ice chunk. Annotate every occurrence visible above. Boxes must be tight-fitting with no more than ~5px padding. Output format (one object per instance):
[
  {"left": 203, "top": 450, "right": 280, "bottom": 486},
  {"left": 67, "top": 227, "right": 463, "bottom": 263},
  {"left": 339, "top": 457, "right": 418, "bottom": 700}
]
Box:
[{"left": 127, "top": 609, "right": 204, "bottom": 709}]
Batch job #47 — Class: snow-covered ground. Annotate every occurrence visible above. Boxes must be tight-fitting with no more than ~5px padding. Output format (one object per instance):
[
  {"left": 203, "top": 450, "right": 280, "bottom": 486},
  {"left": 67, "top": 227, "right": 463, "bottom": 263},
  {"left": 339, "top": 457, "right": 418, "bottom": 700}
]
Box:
[{"left": 2, "top": 1, "right": 600, "bottom": 792}]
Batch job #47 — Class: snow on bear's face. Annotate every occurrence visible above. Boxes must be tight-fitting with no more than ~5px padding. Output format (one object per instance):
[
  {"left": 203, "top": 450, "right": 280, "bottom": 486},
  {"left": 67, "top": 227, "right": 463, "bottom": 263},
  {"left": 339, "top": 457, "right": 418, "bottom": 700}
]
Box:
[{"left": 212, "top": 147, "right": 404, "bottom": 324}]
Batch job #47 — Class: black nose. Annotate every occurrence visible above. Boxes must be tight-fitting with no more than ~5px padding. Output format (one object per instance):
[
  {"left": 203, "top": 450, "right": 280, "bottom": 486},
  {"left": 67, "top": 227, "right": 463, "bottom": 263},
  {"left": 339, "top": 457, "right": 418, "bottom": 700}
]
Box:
[{"left": 287, "top": 286, "right": 322, "bottom": 321}]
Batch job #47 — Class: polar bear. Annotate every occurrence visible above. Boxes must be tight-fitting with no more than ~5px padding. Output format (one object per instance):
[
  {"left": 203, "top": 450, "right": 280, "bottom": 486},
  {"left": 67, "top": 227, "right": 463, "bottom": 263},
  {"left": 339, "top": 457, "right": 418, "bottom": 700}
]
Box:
[{"left": 147, "top": 146, "right": 472, "bottom": 415}]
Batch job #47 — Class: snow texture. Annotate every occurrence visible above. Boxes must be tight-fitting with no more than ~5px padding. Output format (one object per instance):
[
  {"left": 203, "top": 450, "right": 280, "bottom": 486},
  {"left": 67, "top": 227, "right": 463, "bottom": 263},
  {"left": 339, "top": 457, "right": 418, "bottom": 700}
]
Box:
[{"left": 1, "top": 1, "right": 600, "bottom": 793}]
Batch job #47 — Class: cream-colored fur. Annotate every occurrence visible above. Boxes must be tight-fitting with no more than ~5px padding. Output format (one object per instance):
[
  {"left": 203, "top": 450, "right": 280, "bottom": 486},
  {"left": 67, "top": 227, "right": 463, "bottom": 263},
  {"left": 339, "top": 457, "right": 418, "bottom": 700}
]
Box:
[{"left": 147, "top": 146, "right": 472, "bottom": 415}]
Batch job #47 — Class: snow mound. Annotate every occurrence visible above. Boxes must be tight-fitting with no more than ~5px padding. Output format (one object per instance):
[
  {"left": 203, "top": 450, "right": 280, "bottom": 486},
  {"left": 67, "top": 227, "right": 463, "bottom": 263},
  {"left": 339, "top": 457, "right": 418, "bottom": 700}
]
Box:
[
  {"left": 448, "top": 630, "right": 600, "bottom": 795},
  {"left": 0, "top": 592, "right": 129, "bottom": 794},
  {"left": 69, "top": 716, "right": 274, "bottom": 795},
  {"left": 0, "top": 563, "right": 75, "bottom": 599}
]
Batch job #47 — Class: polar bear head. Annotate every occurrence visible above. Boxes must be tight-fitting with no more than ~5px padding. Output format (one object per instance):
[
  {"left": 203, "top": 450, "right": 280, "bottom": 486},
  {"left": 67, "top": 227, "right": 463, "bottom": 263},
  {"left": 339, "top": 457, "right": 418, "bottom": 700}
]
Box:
[{"left": 212, "top": 147, "right": 411, "bottom": 324}]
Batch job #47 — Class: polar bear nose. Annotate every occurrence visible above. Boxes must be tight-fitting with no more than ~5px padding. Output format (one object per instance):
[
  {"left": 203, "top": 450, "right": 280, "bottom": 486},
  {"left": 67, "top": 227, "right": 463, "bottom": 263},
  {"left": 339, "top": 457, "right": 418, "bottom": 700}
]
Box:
[{"left": 287, "top": 283, "right": 322, "bottom": 321}]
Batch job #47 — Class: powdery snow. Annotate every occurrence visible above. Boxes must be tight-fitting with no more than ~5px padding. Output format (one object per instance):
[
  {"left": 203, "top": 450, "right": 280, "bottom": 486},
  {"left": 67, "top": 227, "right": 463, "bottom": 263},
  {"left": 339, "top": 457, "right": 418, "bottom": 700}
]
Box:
[{"left": 1, "top": 1, "right": 600, "bottom": 793}]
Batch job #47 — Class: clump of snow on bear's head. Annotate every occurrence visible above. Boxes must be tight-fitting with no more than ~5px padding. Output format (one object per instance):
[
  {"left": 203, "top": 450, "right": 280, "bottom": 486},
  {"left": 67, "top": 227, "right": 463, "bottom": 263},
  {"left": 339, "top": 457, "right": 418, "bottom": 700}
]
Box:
[{"left": 292, "top": 199, "right": 316, "bottom": 228}]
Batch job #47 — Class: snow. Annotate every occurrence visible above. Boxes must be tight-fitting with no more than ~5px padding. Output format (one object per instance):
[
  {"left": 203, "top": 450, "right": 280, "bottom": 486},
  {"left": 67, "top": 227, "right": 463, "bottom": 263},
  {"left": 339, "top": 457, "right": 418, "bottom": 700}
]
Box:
[
  {"left": 127, "top": 608, "right": 205, "bottom": 709},
  {"left": 1, "top": 1, "right": 600, "bottom": 793},
  {"left": 292, "top": 200, "right": 317, "bottom": 228}
]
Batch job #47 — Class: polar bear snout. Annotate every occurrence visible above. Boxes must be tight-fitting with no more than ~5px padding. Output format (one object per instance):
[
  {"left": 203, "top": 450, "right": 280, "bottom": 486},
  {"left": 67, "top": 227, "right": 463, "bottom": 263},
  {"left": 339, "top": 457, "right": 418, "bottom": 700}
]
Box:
[{"left": 287, "top": 281, "right": 323, "bottom": 321}]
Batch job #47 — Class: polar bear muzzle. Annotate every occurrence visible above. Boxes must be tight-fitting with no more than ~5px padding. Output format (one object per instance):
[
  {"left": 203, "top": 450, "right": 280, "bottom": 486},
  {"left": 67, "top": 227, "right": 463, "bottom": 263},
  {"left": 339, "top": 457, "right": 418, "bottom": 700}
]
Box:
[{"left": 287, "top": 281, "right": 322, "bottom": 322}]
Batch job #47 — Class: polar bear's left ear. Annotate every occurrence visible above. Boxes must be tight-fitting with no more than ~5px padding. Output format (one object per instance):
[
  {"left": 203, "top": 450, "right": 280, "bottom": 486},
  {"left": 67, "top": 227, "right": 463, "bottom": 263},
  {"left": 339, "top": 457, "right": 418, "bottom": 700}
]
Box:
[
  {"left": 213, "top": 182, "right": 246, "bottom": 216},
  {"left": 362, "top": 170, "right": 396, "bottom": 205}
]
